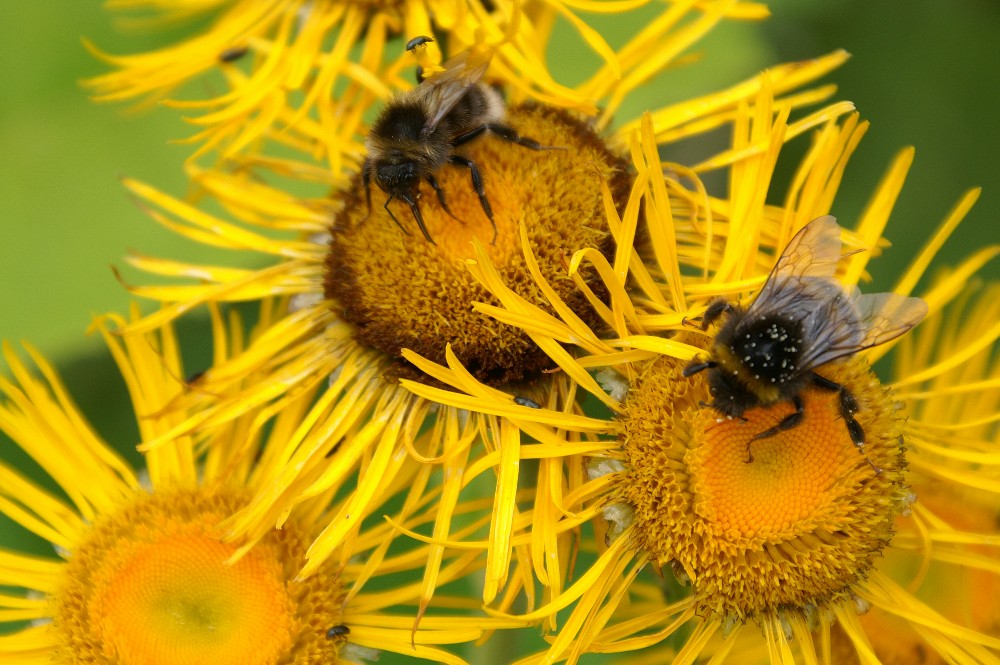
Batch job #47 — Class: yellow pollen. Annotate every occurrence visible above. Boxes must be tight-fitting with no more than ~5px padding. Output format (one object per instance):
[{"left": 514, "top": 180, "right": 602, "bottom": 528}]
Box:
[
  {"left": 619, "top": 354, "right": 910, "bottom": 620},
  {"left": 325, "top": 104, "right": 630, "bottom": 386},
  {"left": 53, "top": 489, "right": 344, "bottom": 665}
]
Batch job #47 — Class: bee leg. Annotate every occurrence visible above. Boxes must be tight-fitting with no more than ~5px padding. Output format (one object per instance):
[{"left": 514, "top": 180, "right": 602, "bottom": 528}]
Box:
[
  {"left": 449, "top": 154, "right": 498, "bottom": 244},
  {"left": 382, "top": 195, "right": 413, "bottom": 238},
  {"left": 812, "top": 373, "right": 864, "bottom": 443},
  {"left": 451, "top": 125, "right": 488, "bottom": 147},
  {"left": 811, "top": 373, "right": 881, "bottom": 474},
  {"left": 425, "top": 174, "right": 464, "bottom": 224},
  {"left": 484, "top": 123, "right": 561, "bottom": 151},
  {"left": 696, "top": 400, "right": 748, "bottom": 423},
  {"left": 747, "top": 395, "right": 805, "bottom": 462},
  {"left": 401, "top": 193, "right": 436, "bottom": 244},
  {"left": 682, "top": 360, "right": 717, "bottom": 377}
]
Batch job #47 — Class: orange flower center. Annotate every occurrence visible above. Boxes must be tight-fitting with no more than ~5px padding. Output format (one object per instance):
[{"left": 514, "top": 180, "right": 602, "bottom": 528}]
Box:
[
  {"left": 690, "top": 390, "right": 864, "bottom": 540},
  {"left": 53, "top": 488, "right": 344, "bottom": 665},
  {"left": 618, "top": 354, "right": 910, "bottom": 620},
  {"left": 90, "top": 534, "right": 291, "bottom": 665}
]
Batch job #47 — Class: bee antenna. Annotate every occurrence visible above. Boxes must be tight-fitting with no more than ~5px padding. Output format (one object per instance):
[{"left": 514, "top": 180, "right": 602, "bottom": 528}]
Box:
[{"left": 682, "top": 360, "right": 717, "bottom": 377}]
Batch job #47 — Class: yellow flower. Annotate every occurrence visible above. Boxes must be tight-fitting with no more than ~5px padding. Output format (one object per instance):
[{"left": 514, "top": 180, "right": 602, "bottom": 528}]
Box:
[
  {"left": 399, "top": 100, "right": 1000, "bottom": 662},
  {"left": 85, "top": 0, "right": 769, "bottom": 175},
  {"left": 0, "top": 304, "right": 525, "bottom": 664},
  {"left": 111, "top": 0, "right": 852, "bottom": 606}
]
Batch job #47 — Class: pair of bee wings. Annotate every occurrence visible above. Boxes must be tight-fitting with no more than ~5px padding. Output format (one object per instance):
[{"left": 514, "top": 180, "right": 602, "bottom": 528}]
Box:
[
  {"left": 415, "top": 49, "right": 492, "bottom": 136},
  {"left": 746, "top": 215, "right": 929, "bottom": 370}
]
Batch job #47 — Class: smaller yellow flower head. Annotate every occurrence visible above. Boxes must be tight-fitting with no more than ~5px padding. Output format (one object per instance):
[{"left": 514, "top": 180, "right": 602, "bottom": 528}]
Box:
[{"left": 55, "top": 489, "right": 342, "bottom": 665}]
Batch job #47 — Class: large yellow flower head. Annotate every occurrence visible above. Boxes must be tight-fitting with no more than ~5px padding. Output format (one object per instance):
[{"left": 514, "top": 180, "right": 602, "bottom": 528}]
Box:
[
  {"left": 0, "top": 304, "right": 524, "bottom": 664},
  {"left": 401, "top": 98, "right": 1000, "bottom": 662},
  {"left": 109, "top": 0, "right": 850, "bottom": 605}
]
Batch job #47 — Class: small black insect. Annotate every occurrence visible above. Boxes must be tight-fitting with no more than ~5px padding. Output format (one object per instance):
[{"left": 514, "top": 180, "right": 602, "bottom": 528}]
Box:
[
  {"left": 405, "top": 35, "right": 435, "bottom": 83},
  {"left": 405, "top": 35, "right": 434, "bottom": 52},
  {"left": 326, "top": 624, "right": 350, "bottom": 639},
  {"left": 683, "top": 216, "right": 927, "bottom": 471},
  {"left": 362, "top": 46, "right": 555, "bottom": 245},
  {"left": 514, "top": 395, "right": 541, "bottom": 409},
  {"left": 217, "top": 46, "right": 249, "bottom": 63}
]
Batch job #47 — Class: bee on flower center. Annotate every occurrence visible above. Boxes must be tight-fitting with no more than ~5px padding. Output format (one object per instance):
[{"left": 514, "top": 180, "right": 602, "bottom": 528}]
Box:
[
  {"left": 362, "top": 42, "right": 557, "bottom": 244},
  {"left": 683, "top": 216, "right": 928, "bottom": 471}
]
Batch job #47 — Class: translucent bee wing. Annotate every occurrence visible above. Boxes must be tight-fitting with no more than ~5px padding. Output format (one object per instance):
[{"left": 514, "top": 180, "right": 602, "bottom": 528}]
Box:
[
  {"left": 418, "top": 49, "right": 492, "bottom": 136},
  {"left": 795, "top": 287, "right": 928, "bottom": 370},
  {"left": 849, "top": 290, "right": 928, "bottom": 348},
  {"left": 746, "top": 215, "right": 844, "bottom": 319},
  {"left": 745, "top": 215, "right": 928, "bottom": 371},
  {"left": 743, "top": 215, "right": 845, "bottom": 326}
]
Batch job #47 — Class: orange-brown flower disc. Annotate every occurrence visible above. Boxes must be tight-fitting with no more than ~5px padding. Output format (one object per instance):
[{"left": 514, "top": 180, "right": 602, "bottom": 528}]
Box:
[
  {"left": 618, "top": 353, "right": 910, "bottom": 620},
  {"left": 52, "top": 489, "right": 345, "bottom": 665},
  {"left": 325, "top": 104, "right": 630, "bottom": 385}
]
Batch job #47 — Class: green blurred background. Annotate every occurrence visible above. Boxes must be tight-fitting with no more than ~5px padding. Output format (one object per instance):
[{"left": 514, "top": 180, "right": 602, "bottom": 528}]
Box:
[{"left": 0, "top": 0, "right": 997, "bottom": 656}]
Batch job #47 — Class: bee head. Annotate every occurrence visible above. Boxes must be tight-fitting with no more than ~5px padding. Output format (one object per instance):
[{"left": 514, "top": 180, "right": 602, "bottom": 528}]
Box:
[{"left": 374, "top": 158, "right": 419, "bottom": 195}]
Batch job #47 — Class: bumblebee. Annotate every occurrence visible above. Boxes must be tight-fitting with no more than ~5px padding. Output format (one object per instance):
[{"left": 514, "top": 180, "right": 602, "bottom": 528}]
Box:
[
  {"left": 362, "top": 45, "right": 552, "bottom": 244},
  {"left": 683, "top": 216, "right": 928, "bottom": 469}
]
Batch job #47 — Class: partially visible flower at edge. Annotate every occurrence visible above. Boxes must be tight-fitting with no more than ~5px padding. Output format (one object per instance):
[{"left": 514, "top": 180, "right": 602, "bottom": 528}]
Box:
[{"left": 0, "top": 302, "right": 527, "bottom": 664}]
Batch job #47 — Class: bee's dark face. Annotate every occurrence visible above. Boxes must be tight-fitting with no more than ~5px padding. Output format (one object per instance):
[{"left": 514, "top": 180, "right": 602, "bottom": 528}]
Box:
[{"left": 374, "top": 159, "right": 418, "bottom": 195}]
